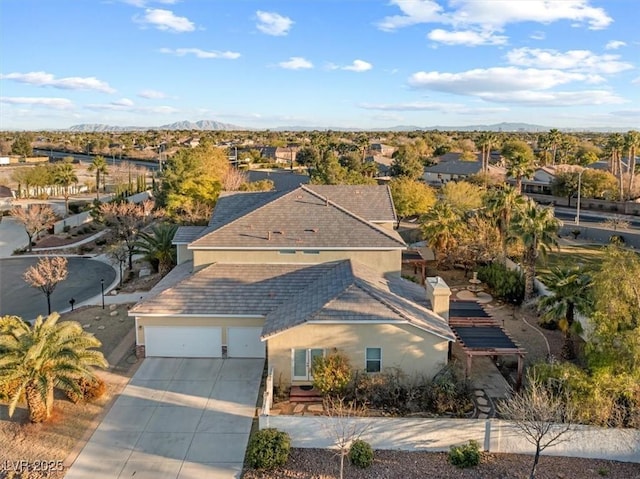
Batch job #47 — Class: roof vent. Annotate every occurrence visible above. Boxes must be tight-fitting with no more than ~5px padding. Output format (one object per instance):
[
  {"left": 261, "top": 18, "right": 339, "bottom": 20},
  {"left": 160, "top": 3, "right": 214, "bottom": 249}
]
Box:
[
  {"left": 274, "top": 230, "right": 284, "bottom": 235},
  {"left": 267, "top": 231, "right": 271, "bottom": 241},
  {"left": 296, "top": 194, "right": 303, "bottom": 199},
  {"left": 304, "top": 228, "right": 318, "bottom": 233}
]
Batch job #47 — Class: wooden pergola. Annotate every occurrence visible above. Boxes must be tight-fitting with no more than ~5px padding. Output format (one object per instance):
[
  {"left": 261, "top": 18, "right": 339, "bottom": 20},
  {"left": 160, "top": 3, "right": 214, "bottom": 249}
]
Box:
[
  {"left": 402, "top": 250, "right": 428, "bottom": 284},
  {"left": 449, "top": 301, "right": 527, "bottom": 390}
]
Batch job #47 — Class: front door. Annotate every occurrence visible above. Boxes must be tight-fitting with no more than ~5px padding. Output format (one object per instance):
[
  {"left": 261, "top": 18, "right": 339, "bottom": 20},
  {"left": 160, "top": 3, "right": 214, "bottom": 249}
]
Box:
[{"left": 292, "top": 348, "right": 324, "bottom": 381}]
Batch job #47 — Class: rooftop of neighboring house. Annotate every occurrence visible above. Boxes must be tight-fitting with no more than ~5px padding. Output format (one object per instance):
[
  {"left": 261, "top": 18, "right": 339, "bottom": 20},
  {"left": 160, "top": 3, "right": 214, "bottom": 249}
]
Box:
[{"left": 424, "top": 160, "right": 505, "bottom": 176}]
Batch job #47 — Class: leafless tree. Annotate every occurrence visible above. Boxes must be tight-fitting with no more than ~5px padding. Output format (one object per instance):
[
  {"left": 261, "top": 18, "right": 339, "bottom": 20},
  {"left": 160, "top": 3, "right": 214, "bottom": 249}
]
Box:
[
  {"left": 107, "top": 244, "right": 128, "bottom": 287},
  {"left": 10, "top": 204, "right": 57, "bottom": 252},
  {"left": 498, "top": 377, "right": 574, "bottom": 479},
  {"left": 600, "top": 216, "right": 631, "bottom": 231},
  {"left": 24, "top": 256, "right": 69, "bottom": 315},
  {"left": 99, "top": 201, "right": 151, "bottom": 270},
  {"left": 222, "top": 167, "right": 248, "bottom": 191}
]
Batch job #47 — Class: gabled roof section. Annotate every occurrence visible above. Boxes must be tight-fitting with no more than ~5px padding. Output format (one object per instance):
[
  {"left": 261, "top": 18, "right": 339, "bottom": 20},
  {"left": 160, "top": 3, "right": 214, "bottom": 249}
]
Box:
[
  {"left": 173, "top": 226, "right": 206, "bottom": 244},
  {"left": 189, "top": 186, "right": 405, "bottom": 250},
  {"left": 208, "top": 190, "right": 287, "bottom": 229},
  {"left": 304, "top": 185, "right": 397, "bottom": 223}
]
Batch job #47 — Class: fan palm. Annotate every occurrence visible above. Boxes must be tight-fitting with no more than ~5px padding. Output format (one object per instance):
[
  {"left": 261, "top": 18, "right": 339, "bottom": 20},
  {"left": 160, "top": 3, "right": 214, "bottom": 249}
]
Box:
[
  {"left": 88, "top": 155, "right": 108, "bottom": 201},
  {"left": 421, "top": 202, "right": 466, "bottom": 264},
  {"left": 134, "top": 223, "right": 178, "bottom": 275},
  {"left": 484, "top": 186, "right": 527, "bottom": 262},
  {"left": 53, "top": 159, "right": 78, "bottom": 216},
  {"left": 510, "top": 200, "right": 560, "bottom": 300},
  {"left": 538, "top": 266, "right": 593, "bottom": 359},
  {"left": 0, "top": 313, "right": 108, "bottom": 423}
]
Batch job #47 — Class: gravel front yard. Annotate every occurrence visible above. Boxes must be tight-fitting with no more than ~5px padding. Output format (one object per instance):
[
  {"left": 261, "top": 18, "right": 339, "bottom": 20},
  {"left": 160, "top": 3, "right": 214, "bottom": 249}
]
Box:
[{"left": 243, "top": 448, "right": 640, "bottom": 479}]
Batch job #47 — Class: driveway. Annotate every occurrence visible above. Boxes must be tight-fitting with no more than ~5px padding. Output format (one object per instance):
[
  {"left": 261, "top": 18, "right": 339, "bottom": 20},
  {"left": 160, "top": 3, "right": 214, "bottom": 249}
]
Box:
[{"left": 65, "top": 358, "right": 264, "bottom": 479}]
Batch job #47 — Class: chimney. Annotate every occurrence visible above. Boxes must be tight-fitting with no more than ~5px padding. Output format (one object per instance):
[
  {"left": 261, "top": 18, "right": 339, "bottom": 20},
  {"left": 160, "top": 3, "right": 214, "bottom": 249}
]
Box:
[{"left": 426, "top": 276, "right": 451, "bottom": 321}]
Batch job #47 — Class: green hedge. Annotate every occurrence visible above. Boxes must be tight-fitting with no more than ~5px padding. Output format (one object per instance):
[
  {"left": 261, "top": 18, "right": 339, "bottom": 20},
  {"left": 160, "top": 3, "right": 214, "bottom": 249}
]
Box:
[
  {"left": 478, "top": 262, "right": 524, "bottom": 305},
  {"left": 246, "top": 428, "right": 291, "bottom": 470}
]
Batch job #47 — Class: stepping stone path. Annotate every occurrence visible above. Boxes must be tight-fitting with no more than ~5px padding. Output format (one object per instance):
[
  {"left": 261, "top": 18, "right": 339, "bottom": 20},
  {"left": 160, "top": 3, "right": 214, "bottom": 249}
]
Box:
[{"left": 473, "top": 389, "right": 495, "bottom": 418}]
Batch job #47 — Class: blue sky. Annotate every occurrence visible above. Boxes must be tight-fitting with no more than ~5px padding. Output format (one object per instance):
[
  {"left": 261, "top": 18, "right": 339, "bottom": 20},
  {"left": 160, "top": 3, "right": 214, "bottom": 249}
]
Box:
[{"left": 1, "top": 0, "right": 638, "bottom": 130}]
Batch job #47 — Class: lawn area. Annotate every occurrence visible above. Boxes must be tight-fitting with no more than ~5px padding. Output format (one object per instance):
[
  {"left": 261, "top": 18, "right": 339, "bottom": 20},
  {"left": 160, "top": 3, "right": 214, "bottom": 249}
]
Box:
[{"left": 537, "top": 243, "right": 606, "bottom": 277}]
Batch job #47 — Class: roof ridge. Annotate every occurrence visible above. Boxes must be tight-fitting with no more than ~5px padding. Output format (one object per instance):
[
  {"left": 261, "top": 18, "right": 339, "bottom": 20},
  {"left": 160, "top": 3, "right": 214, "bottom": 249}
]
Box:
[{"left": 300, "top": 184, "right": 406, "bottom": 247}]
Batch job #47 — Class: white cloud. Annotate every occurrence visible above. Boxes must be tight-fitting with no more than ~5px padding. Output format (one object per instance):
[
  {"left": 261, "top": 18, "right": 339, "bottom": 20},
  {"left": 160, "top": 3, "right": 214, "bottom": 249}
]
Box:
[
  {"left": 605, "top": 40, "right": 627, "bottom": 50},
  {"left": 0, "top": 71, "right": 115, "bottom": 93},
  {"left": 377, "top": 0, "right": 444, "bottom": 32},
  {"left": 0, "top": 96, "right": 74, "bottom": 110},
  {"left": 112, "top": 98, "right": 134, "bottom": 107},
  {"left": 359, "top": 101, "right": 509, "bottom": 114},
  {"left": 530, "top": 31, "right": 546, "bottom": 40},
  {"left": 506, "top": 48, "right": 633, "bottom": 74},
  {"left": 478, "top": 90, "right": 624, "bottom": 106},
  {"left": 342, "top": 60, "right": 373, "bottom": 72},
  {"left": 632, "top": 77, "right": 640, "bottom": 85},
  {"left": 427, "top": 28, "right": 507, "bottom": 46},
  {"left": 256, "top": 11, "right": 293, "bottom": 36},
  {"left": 86, "top": 100, "right": 179, "bottom": 114},
  {"left": 278, "top": 57, "right": 313, "bottom": 70},
  {"left": 135, "top": 8, "right": 195, "bottom": 32},
  {"left": 138, "top": 89, "right": 166, "bottom": 99},
  {"left": 159, "top": 47, "right": 240, "bottom": 59}
]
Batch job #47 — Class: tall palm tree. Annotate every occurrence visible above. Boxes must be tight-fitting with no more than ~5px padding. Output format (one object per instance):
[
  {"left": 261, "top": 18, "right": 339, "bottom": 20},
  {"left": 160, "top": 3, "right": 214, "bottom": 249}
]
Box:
[
  {"left": 53, "top": 159, "right": 78, "bottom": 216},
  {"left": 510, "top": 200, "right": 561, "bottom": 300},
  {"left": 538, "top": 266, "right": 593, "bottom": 359},
  {"left": 605, "top": 133, "right": 625, "bottom": 200},
  {"left": 88, "top": 155, "right": 108, "bottom": 201},
  {"left": 421, "top": 202, "right": 466, "bottom": 264},
  {"left": 476, "top": 132, "right": 497, "bottom": 174},
  {"left": 547, "top": 128, "right": 563, "bottom": 165},
  {"left": 502, "top": 140, "right": 535, "bottom": 193},
  {"left": 624, "top": 130, "right": 639, "bottom": 195},
  {"left": 484, "top": 186, "right": 527, "bottom": 262},
  {"left": 0, "top": 313, "right": 108, "bottom": 423},
  {"left": 134, "top": 223, "right": 178, "bottom": 275}
]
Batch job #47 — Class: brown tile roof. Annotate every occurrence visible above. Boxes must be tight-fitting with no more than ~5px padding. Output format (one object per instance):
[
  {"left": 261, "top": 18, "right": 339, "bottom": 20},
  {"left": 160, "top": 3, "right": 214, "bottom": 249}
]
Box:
[
  {"left": 189, "top": 186, "right": 405, "bottom": 250},
  {"left": 304, "top": 185, "right": 397, "bottom": 223},
  {"left": 129, "top": 260, "right": 454, "bottom": 342},
  {"left": 173, "top": 226, "right": 206, "bottom": 244}
]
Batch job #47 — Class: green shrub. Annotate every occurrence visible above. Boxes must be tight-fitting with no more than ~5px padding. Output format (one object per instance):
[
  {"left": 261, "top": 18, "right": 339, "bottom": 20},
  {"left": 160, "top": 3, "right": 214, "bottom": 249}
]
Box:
[
  {"left": 312, "top": 351, "right": 352, "bottom": 396},
  {"left": 478, "top": 262, "right": 524, "bottom": 305},
  {"left": 246, "top": 428, "right": 291, "bottom": 470},
  {"left": 349, "top": 439, "right": 374, "bottom": 468},
  {"left": 448, "top": 440, "right": 481, "bottom": 468}
]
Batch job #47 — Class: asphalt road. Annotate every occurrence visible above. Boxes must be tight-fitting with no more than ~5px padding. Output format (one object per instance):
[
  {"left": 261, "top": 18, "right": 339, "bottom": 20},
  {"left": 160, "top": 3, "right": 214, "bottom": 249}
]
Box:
[
  {"left": 0, "top": 257, "right": 116, "bottom": 320},
  {"left": 554, "top": 209, "right": 640, "bottom": 229}
]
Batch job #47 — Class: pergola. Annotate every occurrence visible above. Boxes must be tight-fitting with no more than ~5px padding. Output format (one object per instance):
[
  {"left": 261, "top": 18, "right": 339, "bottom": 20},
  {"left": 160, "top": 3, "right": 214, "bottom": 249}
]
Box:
[
  {"left": 449, "top": 300, "right": 526, "bottom": 390},
  {"left": 402, "top": 250, "right": 428, "bottom": 284}
]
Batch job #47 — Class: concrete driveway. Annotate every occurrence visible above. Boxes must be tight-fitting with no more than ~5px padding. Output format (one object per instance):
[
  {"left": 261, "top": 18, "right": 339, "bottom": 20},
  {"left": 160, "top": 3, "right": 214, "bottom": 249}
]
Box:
[{"left": 65, "top": 358, "right": 264, "bottom": 479}]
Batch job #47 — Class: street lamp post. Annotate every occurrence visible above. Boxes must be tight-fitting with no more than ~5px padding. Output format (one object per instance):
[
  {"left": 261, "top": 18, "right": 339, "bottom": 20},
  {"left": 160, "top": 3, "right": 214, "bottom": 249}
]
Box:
[
  {"left": 575, "top": 169, "right": 584, "bottom": 225},
  {"left": 100, "top": 279, "right": 105, "bottom": 309}
]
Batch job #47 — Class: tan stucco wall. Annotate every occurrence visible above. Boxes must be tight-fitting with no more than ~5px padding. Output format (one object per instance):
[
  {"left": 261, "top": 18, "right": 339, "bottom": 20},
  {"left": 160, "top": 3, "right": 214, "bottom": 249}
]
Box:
[
  {"left": 176, "top": 244, "right": 192, "bottom": 265},
  {"left": 192, "top": 249, "right": 402, "bottom": 276},
  {"left": 267, "top": 323, "right": 449, "bottom": 388},
  {"left": 134, "top": 315, "right": 265, "bottom": 345}
]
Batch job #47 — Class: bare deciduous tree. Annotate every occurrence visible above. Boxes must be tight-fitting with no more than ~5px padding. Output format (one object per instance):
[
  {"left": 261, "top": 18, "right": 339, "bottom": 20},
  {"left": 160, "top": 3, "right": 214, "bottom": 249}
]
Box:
[
  {"left": 222, "top": 167, "right": 249, "bottom": 191},
  {"left": 10, "top": 204, "right": 57, "bottom": 252},
  {"left": 107, "top": 244, "right": 128, "bottom": 287},
  {"left": 498, "top": 377, "right": 574, "bottom": 479},
  {"left": 100, "top": 201, "right": 151, "bottom": 270},
  {"left": 24, "top": 256, "right": 69, "bottom": 315}
]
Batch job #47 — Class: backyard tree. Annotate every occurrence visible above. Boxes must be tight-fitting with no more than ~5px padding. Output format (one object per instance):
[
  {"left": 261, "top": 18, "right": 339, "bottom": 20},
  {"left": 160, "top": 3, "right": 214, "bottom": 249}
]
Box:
[
  {"left": 53, "top": 159, "right": 78, "bottom": 216},
  {"left": 498, "top": 377, "right": 574, "bottom": 479},
  {"left": 502, "top": 140, "right": 535, "bottom": 192},
  {"left": 510, "top": 200, "right": 560, "bottom": 300},
  {"left": 421, "top": 202, "right": 466, "bottom": 265},
  {"left": 88, "top": 155, "right": 108, "bottom": 200},
  {"left": 441, "top": 180, "right": 484, "bottom": 213},
  {"left": 389, "top": 177, "right": 436, "bottom": 223},
  {"left": 11, "top": 133, "right": 33, "bottom": 157},
  {"left": 538, "top": 266, "right": 593, "bottom": 359},
  {"left": 134, "top": 223, "right": 178, "bottom": 275},
  {"left": 0, "top": 313, "right": 108, "bottom": 423},
  {"left": 389, "top": 145, "right": 424, "bottom": 181},
  {"left": 10, "top": 204, "right": 57, "bottom": 252},
  {"left": 23, "top": 256, "right": 68, "bottom": 315},
  {"left": 484, "top": 186, "right": 527, "bottom": 262},
  {"left": 100, "top": 200, "right": 151, "bottom": 270}
]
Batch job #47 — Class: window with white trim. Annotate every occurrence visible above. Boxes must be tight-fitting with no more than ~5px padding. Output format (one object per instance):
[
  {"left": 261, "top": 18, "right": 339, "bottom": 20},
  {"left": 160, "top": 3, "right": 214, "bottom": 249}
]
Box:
[{"left": 365, "top": 347, "right": 381, "bottom": 373}]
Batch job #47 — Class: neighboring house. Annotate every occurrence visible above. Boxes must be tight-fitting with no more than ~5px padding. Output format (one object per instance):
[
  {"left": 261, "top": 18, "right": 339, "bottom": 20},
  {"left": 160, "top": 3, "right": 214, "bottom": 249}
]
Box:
[
  {"left": 423, "top": 160, "right": 505, "bottom": 185},
  {"left": 365, "top": 154, "right": 393, "bottom": 177},
  {"left": 514, "top": 166, "right": 558, "bottom": 194},
  {"left": 369, "top": 143, "right": 395, "bottom": 156},
  {"left": 129, "top": 184, "right": 455, "bottom": 388},
  {"left": 0, "top": 185, "right": 14, "bottom": 210},
  {"left": 262, "top": 146, "right": 299, "bottom": 165}
]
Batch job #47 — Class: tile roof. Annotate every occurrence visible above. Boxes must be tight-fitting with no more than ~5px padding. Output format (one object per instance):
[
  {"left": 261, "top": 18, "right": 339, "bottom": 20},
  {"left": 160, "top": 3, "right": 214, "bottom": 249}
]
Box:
[
  {"left": 304, "top": 185, "right": 397, "bottom": 223},
  {"left": 173, "top": 226, "right": 206, "bottom": 244},
  {"left": 130, "top": 260, "right": 454, "bottom": 342},
  {"left": 189, "top": 186, "right": 405, "bottom": 250}
]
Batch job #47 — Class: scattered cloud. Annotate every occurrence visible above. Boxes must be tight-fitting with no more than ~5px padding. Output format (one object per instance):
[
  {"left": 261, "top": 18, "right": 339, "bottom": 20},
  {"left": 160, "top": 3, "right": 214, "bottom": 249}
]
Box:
[
  {"left": 359, "top": 101, "right": 509, "bottom": 114},
  {"left": 506, "top": 47, "right": 633, "bottom": 74},
  {"left": 605, "top": 40, "right": 627, "bottom": 50},
  {"left": 138, "top": 89, "right": 167, "bottom": 99},
  {"left": 112, "top": 98, "right": 134, "bottom": 107},
  {"left": 0, "top": 96, "right": 75, "bottom": 110},
  {"left": 342, "top": 60, "right": 373, "bottom": 72},
  {"left": 377, "top": 0, "right": 444, "bottom": 31},
  {"left": 86, "top": 100, "right": 179, "bottom": 114},
  {"left": 256, "top": 11, "right": 293, "bottom": 36},
  {"left": 632, "top": 77, "right": 640, "bottom": 85},
  {"left": 0, "top": 71, "right": 115, "bottom": 93},
  {"left": 530, "top": 31, "right": 546, "bottom": 40},
  {"left": 427, "top": 28, "right": 507, "bottom": 46},
  {"left": 159, "top": 47, "right": 240, "bottom": 59},
  {"left": 477, "top": 90, "right": 625, "bottom": 106},
  {"left": 278, "top": 57, "right": 313, "bottom": 70},
  {"left": 609, "top": 108, "right": 640, "bottom": 118},
  {"left": 135, "top": 8, "right": 195, "bottom": 32}
]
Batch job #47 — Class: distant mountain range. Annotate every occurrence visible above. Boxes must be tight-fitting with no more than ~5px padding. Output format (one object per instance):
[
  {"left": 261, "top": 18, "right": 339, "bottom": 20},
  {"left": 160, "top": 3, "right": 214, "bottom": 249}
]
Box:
[{"left": 66, "top": 120, "right": 631, "bottom": 133}]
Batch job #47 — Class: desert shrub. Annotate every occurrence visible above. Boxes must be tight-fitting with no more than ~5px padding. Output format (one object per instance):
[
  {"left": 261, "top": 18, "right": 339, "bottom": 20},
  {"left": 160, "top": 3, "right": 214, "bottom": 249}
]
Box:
[
  {"left": 478, "top": 262, "right": 524, "bottom": 305},
  {"left": 246, "top": 428, "right": 290, "bottom": 470},
  {"left": 427, "top": 365, "right": 473, "bottom": 415},
  {"left": 312, "top": 351, "right": 352, "bottom": 396},
  {"left": 448, "top": 440, "right": 481, "bottom": 468},
  {"left": 349, "top": 439, "right": 374, "bottom": 468},
  {"left": 63, "top": 225, "right": 71, "bottom": 233},
  {"left": 65, "top": 376, "right": 106, "bottom": 403}
]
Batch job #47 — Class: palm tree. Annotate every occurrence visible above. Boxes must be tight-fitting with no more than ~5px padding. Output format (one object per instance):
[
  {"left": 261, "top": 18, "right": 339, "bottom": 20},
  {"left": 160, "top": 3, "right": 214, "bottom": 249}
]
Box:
[
  {"left": 484, "top": 186, "right": 527, "bottom": 262},
  {"left": 421, "top": 202, "right": 466, "bottom": 264},
  {"left": 134, "top": 223, "right": 178, "bottom": 275},
  {"left": 547, "top": 128, "right": 563, "bottom": 165},
  {"left": 502, "top": 140, "right": 535, "bottom": 193},
  {"left": 624, "top": 130, "right": 639, "bottom": 195},
  {"left": 53, "top": 159, "right": 78, "bottom": 216},
  {"left": 476, "top": 132, "right": 497, "bottom": 174},
  {"left": 0, "top": 313, "right": 108, "bottom": 423},
  {"left": 538, "top": 266, "right": 593, "bottom": 359},
  {"left": 510, "top": 200, "right": 561, "bottom": 300},
  {"left": 605, "top": 133, "right": 625, "bottom": 200},
  {"left": 88, "top": 155, "right": 108, "bottom": 201}
]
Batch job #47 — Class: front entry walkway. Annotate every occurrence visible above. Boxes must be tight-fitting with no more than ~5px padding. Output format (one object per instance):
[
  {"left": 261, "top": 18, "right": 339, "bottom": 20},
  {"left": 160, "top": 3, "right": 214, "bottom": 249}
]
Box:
[{"left": 65, "top": 358, "right": 264, "bottom": 479}]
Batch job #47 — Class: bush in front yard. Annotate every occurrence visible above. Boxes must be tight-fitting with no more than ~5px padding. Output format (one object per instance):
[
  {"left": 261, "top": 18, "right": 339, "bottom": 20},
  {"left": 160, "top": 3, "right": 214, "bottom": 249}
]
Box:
[
  {"left": 246, "top": 428, "right": 291, "bottom": 470},
  {"left": 448, "top": 440, "right": 481, "bottom": 468},
  {"left": 312, "top": 351, "right": 352, "bottom": 396},
  {"left": 65, "top": 376, "right": 106, "bottom": 403},
  {"left": 349, "top": 439, "right": 374, "bottom": 468}
]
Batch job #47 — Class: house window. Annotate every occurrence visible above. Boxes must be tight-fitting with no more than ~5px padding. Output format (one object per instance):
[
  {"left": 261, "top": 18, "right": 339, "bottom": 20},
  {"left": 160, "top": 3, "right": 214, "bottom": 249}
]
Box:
[
  {"left": 278, "top": 250, "right": 296, "bottom": 255},
  {"left": 292, "top": 348, "right": 324, "bottom": 380},
  {"left": 365, "top": 347, "right": 382, "bottom": 373},
  {"left": 303, "top": 250, "right": 320, "bottom": 255}
]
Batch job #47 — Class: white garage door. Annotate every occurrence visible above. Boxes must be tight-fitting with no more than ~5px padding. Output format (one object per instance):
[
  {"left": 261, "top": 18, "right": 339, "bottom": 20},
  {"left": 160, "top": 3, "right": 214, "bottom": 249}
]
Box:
[
  {"left": 144, "top": 326, "right": 222, "bottom": 358},
  {"left": 227, "top": 327, "right": 265, "bottom": 358}
]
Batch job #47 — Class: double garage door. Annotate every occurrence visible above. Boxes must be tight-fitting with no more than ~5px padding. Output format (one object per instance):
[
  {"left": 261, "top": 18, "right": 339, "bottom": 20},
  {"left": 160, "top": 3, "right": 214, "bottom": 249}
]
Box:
[{"left": 144, "top": 326, "right": 265, "bottom": 358}]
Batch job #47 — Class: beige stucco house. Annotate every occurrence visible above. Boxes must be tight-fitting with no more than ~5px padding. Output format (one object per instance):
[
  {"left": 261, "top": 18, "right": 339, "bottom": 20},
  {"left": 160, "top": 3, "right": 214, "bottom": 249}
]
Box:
[{"left": 129, "top": 184, "right": 455, "bottom": 387}]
